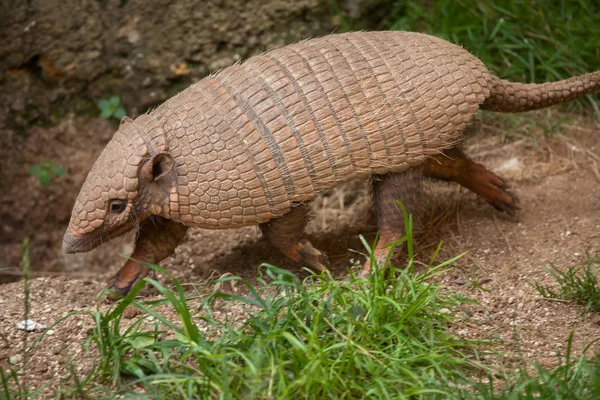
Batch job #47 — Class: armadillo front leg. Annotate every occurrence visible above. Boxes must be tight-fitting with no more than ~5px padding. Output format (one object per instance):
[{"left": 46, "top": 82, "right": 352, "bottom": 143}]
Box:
[
  {"left": 259, "top": 203, "right": 329, "bottom": 273},
  {"left": 106, "top": 217, "right": 188, "bottom": 300},
  {"left": 366, "top": 169, "right": 424, "bottom": 273}
]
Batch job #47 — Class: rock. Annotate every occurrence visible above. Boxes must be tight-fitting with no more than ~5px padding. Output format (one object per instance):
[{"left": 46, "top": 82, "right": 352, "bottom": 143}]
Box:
[
  {"left": 16, "top": 320, "right": 47, "bottom": 332},
  {"left": 9, "top": 354, "right": 23, "bottom": 364},
  {"left": 496, "top": 157, "right": 523, "bottom": 174}
]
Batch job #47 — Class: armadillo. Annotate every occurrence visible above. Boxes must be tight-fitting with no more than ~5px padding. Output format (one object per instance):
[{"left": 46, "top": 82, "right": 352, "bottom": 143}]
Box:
[{"left": 62, "top": 31, "right": 600, "bottom": 298}]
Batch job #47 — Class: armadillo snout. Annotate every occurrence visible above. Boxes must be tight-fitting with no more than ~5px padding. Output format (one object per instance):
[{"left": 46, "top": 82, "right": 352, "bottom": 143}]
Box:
[{"left": 62, "top": 230, "right": 92, "bottom": 254}]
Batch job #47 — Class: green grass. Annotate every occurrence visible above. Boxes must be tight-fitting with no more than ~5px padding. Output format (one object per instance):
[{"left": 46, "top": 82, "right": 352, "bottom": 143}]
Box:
[
  {"left": 79, "top": 261, "right": 600, "bottom": 399},
  {"left": 76, "top": 234, "right": 477, "bottom": 399},
  {"left": 3, "top": 217, "right": 600, "bottom": 398},
  {"left": 0, "top": 239, "right": 44, "bottom": 400},
  {"left": 533, "top": 252, "right": 600, "bottom": 314},
  {"left": 473, "top": 333, "right": 600, "bottom": 399}
]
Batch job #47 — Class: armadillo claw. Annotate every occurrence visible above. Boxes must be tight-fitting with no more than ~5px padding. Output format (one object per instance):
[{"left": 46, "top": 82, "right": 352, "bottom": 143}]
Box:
[
  {"left": 473, "top": 170, "right": 521, "bottom": 216},
  {"left": 297, "top": 238, "right": 329, "bottom": 273},
  {"left": 357, "top": 266, "right": 371, "bottom": 280},
  {"left": 485, "top": 174, "right": 521, "bottom": 216},
  {"left": 490, "top": 190, "right": 521, "bottom": 216},
  {"left": 105, "top": 262, "right": 151, "bottom": 301},
  {"left": 360, "top": 250, "right": 390, "bottom": 279}
]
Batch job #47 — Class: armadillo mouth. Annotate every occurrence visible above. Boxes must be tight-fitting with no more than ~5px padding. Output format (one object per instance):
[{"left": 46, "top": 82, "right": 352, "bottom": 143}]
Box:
[{"left": 62, "top": 222, "right": 136, "bottom": 254}]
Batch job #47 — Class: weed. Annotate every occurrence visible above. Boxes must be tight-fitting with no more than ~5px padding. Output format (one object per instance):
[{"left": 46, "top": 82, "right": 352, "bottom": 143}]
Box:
[
  {"left": 27, "top": 161, "right": 65, "bottom": 188},
  {"left": 473, "top": 332, "right": 600, "bottom": 399},
  {"left": 533, "top": 252, "right": 600, "bottom": 314},
  {"left": 98, "top": 96, "right": 126, "bottom": 120},
  {"left": 0, "top": 240, "right": 33, "bottom": 400}
]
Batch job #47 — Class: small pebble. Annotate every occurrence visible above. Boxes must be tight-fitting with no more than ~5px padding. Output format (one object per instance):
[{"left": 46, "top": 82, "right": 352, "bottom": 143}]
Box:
[
  {"left": 9, "top": 354, "right": 22, "bottom": 364},
  {"left": 451, "top": 277, "right": 468, "bottom": 286},
  {"left": 16, "top": 320, "right": 47, "bottom": 332},
  {"left": 123, "top": 306, "right": 142, "bottom": 320}
]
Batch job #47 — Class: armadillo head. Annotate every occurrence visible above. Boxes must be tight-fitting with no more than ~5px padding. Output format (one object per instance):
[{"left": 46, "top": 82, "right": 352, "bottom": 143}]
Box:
[{"left": 62, "top": 116, "right": 176, "bottom": 254}]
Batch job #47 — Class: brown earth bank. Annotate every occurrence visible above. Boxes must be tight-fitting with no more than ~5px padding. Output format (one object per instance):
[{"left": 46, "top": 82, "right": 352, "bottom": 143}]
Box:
[
  {"left": 0, "top": 109, "right": 599, "bottom": 397},
  {"left": 0, "top": 0, "right": 389, "bottom": 136}
]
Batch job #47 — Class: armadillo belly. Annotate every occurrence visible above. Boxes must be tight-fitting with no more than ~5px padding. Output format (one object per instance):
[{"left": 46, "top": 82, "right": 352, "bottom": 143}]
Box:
[{"left": 143, "top": 31, "right": 492, "bottom": 230}]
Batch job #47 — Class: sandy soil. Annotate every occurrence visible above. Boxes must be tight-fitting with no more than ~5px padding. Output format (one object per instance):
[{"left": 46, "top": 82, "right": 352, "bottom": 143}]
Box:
[{"left": 1, "top": 110, "right": 599, "bottom": 396}]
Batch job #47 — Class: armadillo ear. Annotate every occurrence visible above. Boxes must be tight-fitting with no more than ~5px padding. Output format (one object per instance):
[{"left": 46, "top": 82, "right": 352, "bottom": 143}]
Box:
[
  {"left": 151, "top": 154, "right": 174, "bottom": 181},
  {"left": 141, "top": 153, "right": 174, "bottom": 182}
]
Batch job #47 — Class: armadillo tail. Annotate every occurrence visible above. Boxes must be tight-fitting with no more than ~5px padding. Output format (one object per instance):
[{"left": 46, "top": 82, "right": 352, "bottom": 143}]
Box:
[{"left": 481, "top": 71, "right": 600, "bottom": 113}]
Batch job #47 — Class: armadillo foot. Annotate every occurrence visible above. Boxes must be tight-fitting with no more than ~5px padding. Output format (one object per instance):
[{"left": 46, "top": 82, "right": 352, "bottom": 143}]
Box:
[
  {"left": 424, "top": 146, "right": 521, "bottom": 216},
  {"left": 260, "top": 203, "right": 330, "bottom": 273},
  {"left": 469, "top": 169, "right": 521, "bottom": 216},
  {"left": 360, "top": 255, "right": 382, "bottom": 278},
  {"left": 106, "top": 261, "right": 151, "bottom": 301},
  {"left": 297, "top": 238, "right": 329, "bottom": 273},
  {"left": 360, "top": 238, "right": 404, "bottom": 277},
  {"left": 357, "top": 266, "right": 370, "bottom": 279}
]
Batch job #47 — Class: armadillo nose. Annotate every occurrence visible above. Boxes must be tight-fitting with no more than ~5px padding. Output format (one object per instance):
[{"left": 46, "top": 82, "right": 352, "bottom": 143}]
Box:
[{"left": 62, "top": 230, "right": 81, "bottom": 254}]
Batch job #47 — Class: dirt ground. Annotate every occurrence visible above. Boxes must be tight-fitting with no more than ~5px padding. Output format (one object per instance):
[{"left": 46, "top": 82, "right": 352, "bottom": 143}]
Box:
[{"left": 1, "top": 109, "right": 599, "bottom": 396}]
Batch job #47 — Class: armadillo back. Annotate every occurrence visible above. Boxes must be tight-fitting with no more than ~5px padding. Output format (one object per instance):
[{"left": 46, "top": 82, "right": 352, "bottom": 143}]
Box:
[{"left": 147, "top": 31, "right": 492, "bottom": 229}]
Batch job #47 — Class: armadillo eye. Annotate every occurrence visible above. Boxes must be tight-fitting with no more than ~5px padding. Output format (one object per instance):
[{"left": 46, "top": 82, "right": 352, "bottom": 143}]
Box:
[{"left": 109, "top": 199, "right": 127, "bottom": 214}]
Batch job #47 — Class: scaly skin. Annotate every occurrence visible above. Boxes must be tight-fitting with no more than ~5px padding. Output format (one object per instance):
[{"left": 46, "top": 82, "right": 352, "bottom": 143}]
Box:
[{"left": 62, "top": 31, "right": 600, "bottom": 298}]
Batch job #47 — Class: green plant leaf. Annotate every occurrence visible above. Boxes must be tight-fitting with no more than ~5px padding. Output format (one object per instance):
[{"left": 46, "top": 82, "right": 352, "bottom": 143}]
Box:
[
  {"left": 112, "top": 108, "right": 126, "bottom": 120},
  {"left": 38, "top": 170, "right": 51, "bottom": 188},
  {"left": 52, "top": 166, "right": 65, "bottom": 176},
  {"left": 128, "top": 335, "right": 155, "bottom": 349},
  {"left": 97, "top": 99, "right": 109, "bottom": 110},
  {"left": 27, "top": 165, "right": 41, "bottom": 175},
  {"left": 99, "top": 108, "right": 113, "bottom": 119},
  {"left": 109, "top": 96, "right": 120, "bottom": 106}
]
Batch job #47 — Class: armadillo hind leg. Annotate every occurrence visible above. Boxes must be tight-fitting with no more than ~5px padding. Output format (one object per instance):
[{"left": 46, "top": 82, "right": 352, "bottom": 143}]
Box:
[
  {"left": 259, "top": 203, "right": 329, "bottom": 273},
  {"left": 366, "top": 169, "right": 424, "bottom": 273},
  {"left": 106, "top": 217, "right": 188, "bottom": 300},
  {"left": 424, "top": 147, "right": 521, "bottom": 216}
]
